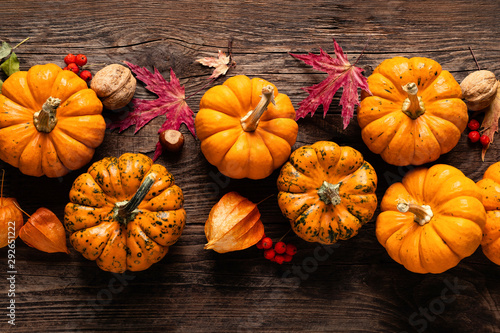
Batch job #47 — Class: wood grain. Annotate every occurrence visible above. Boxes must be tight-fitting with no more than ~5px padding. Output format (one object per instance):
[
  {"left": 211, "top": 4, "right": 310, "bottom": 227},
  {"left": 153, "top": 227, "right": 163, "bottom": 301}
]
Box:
[{"left": 1, "top": 0, "right": 500, "bottom": 332}]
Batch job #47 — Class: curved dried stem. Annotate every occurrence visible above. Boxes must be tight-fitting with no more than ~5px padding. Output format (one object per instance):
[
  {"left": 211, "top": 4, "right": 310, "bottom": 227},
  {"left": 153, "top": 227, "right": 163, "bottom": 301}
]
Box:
[{"left": 12, "top": 200, "right": 31, "bottom": 218}]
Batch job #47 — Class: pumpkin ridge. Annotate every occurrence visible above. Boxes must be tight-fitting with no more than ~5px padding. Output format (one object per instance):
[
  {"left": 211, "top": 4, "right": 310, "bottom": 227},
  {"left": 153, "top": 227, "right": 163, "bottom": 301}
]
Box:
[
  {"left": 419, "top": 114, "right": 461, "bottom": 155},
  {"left": 341, "top": 193, "right": 377, "bottom": 222},
  {"left": 276, "top": 163, "right": 317, "bottom": 193},
  {"left": 134, "top": 212, "right": 161, "bottom": 244},
  {"left": 39, "top": 134, "right": 67, "bottom": 177},
  {"left": 294, "top": 193, "right": 314, "bottom": 222},
  {"left": 430, "top": 175, "right": 480, "bottom": 207},
  {"left": 420, "top": 70, "right": 461, "bottom": 102},
  {"left": 376, "top": 211, "right": 411, "bottom": 247},
  {"left": 235, "top": 132, "right": 252, "bottom": 176},
  {"left": 126, "top": 220, "right": 163, "bottom": 269},
  {"left": 255, "top": 130, "right": 275, "bottom": 168},
  {"left": 363, "top": 112, "right": 406, "bottom": 155},
  {"left": 400, "top": 226, "right": 426, "bottom": 273},
  {"left": 363, "top": 73, "right": 405, "bottom": 102},
  {"left": 410, "top": 118, "right": 420, "bottom": 166},
  {"left": 334, "top": 162, "right": 372, "bottom": 192},
  {"left": 293, "top": 202, "right": 322, "bottom": 241},
  {"left": 482, "top": 212, "right": 500, "bottom": 246},
  {"left": 260, "top": 93, "right": 295, "bottom": 121},
  {"left": 387, "top": 222, "right": 418, "bottom": 264},
  {"left": 1, "top": 71, "right": 39, "bottom": 110},
  {"left": 49, "top": 128, "right": 95, "bottom": 171},
  {"left": 18, "top": 131, "right": 43, "bottom": 173},
  {"left": 358, "top": 95, "right": 401, "bottom": 127},
  {"left": 0, "top": 96, "right": 35, "bottom": 126},
  {"left": 318, "top": 205, "right": 339, "bottom": 243},
  {"left": 8, "top": 123, "right": 36, "bottom": 155},
  {"left": 428, "top": 218, "right": 462, "bottom": 260},
  {"left": 202, "top": 128, "right": 243, "bottom": 166},
  {"left": 223, "top": 75, "right": 251, "bottom": 116},
  {"left": 96, "top": 225, "right": 127, "bottom": 272},
  {"left": 72, "top": 222, "right": 120, "bottom": 260},
  {"left": 377, "top": 58, "right": 442, "bottom": 97},
  {"left": 55, "top": 115, "right": 105, "bottom": 148},
  {"left": 380, "top": 116, "right": 415, "bottom": 165},
  {"left": 332, "top": 204, "right": 360, "bottom": 240},
  {"left": 195, "top": 109, "right": 241, "bottom": 140},
  {"left": 201, "top": 85, "right": 245, "bottom": 118},
  {"left": 411, "top": 118, "right": 442, "bottom": 165},
  {"left": 417, "top": 227, "right": 435, "bottom": 273}
]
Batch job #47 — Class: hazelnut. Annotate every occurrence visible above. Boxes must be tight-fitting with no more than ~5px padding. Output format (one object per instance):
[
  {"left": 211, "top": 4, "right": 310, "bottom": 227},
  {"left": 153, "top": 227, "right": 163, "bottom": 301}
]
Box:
[
  {"left": 460, "top": 70, "right": 498, "bottom": 111},
  {"left": 90, "top": 64, "right": 136, "bottom": 110},
  {"left": 159, "top": 129, "right": 184, "bottom": 152}
]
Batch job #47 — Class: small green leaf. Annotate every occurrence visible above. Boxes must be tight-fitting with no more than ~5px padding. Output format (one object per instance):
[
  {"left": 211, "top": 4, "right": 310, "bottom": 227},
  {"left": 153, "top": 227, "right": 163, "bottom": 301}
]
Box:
[
  {"left": 0, "top": 42, "right": 12, "bottom": 59},
  {"left": 0, "top": 52, "right": 20, "bottom": 76},
  {"left": 0, "top": 79, "right": 3, "bottom": 91}
]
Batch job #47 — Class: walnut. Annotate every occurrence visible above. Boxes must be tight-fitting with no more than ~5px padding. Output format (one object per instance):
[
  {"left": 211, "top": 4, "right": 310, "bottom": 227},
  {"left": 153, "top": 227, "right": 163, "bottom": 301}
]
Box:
[
  {"left": 460, "top": 70, "right": 498, "bottom": 111},
  {"left": 90, "top": 64, "right": 136, "bottom": 110}
]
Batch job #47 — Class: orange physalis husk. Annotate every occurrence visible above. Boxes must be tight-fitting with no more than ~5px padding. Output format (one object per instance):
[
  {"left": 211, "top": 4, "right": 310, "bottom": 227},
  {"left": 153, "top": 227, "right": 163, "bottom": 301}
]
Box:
[
  {"left": 19, "top": 207, "right": 70, "bottom": 254},
  {"left": 0, "top": 198, "right": 24, "bottom": 248},
  {"left": 0, "top": 170, "right": 24, "bottom": 248},
  {"left": 204, "top": 191, "right": 265, "bottom": 253}
]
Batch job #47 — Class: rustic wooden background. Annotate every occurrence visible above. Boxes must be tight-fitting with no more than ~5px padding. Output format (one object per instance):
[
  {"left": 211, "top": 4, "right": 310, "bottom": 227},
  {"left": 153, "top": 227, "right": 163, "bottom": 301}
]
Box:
[{"left": 1, "top": 0, "right": 500, "bottom": 332}]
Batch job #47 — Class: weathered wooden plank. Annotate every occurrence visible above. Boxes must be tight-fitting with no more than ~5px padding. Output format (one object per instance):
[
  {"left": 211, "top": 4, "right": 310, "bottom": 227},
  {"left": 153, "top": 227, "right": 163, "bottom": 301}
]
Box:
[{"left": 1, "top": 0, "right": 500, "bottom": 332}]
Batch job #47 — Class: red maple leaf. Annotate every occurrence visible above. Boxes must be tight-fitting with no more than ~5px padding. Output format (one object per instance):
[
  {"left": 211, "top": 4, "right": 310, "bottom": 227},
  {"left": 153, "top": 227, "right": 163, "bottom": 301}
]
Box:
[
  {"left": 290, "top": 39, "right": 371, "bottom": 129},
  {"left": 108, "top": 61, "right": 195, "bottom": 160}
]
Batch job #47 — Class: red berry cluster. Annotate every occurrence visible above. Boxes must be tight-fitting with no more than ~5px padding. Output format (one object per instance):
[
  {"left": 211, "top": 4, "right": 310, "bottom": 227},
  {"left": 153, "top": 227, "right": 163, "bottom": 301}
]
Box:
[
  {"left": 467, "top": 119, "right": 490, "bottom": 147},
  {"left": 63, "top": 53, "right": 92, "bottom": 82},
  {"left": 256, "top": 234, "right": 297, "bottom": 264}
]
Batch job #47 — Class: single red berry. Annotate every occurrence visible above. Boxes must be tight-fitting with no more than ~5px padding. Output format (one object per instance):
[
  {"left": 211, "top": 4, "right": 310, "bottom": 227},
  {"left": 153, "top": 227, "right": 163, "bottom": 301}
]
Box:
[
  {"left": 64, "top": 53, "right": 76, "bottom": 65},
  {"left": 480, "top": 134, "right": 491, "bottom": 147},
  {"left": 468, "top": 119, "right": 480, "bottom": 131},
  {"left": 274, "top": 255, "right": 285, "bottom": 264},
  {"left": 468, "top": 131, "right": 480, "bottom": 143},
  {"left": 285, "top": 243, "right": 297, "bottom": 256},
  {"left": 67, "top": 63, "right": 79, "bottom": 74},
  {"left": 264, "top": 249, "right": 275, "bottom": 260},
  {"left": 63, "top": 66, "right": 69, "bottom": 71},
  {"left": 274, "top": 241, "right": 286, "bottom": 254},
  {"left": 256, "top": 239, "right": 264, "bottom": 249},
  {"left": 75, "top": 54, "right": 87, "bottom": 67},
  {"left": 283, "top": 254, "right": 293, "bottom": 262},
  {"left": 261, "top": 237, "right": 273, "bottom": 250},
  {"left": 79, "top": 70, "right": 92, "bottom": 82}
]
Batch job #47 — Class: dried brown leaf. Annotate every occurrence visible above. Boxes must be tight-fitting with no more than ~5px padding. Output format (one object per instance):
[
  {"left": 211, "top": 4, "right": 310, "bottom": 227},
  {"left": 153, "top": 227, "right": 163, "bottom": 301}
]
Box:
[
  {"left": 196, "top": 50, "right": 234, "bottom": 79},
  {"left": 481, "top": 83, "right": 500, "bottom": 161}
]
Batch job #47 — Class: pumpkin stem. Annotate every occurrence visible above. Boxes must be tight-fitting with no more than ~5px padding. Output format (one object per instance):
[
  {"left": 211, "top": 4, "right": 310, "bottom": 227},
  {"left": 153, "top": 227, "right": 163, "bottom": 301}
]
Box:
[
  {"left": 33, "top": 97, "right": 61, "bottom": 133},
  {"left": 113, "top": 173, "right": 156, "bottom": 225},
  {"left": 317, "top": 181, "right": 341, "bottom": 206},
  {"left": 397, "top": 201, "right": 433, "bottom": 226},
  {"left": 401, "top": 83, "right": 426, "bottom": 119},
  {"left": 240, "top": 85, "right": 276, "bottom": 132}
]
